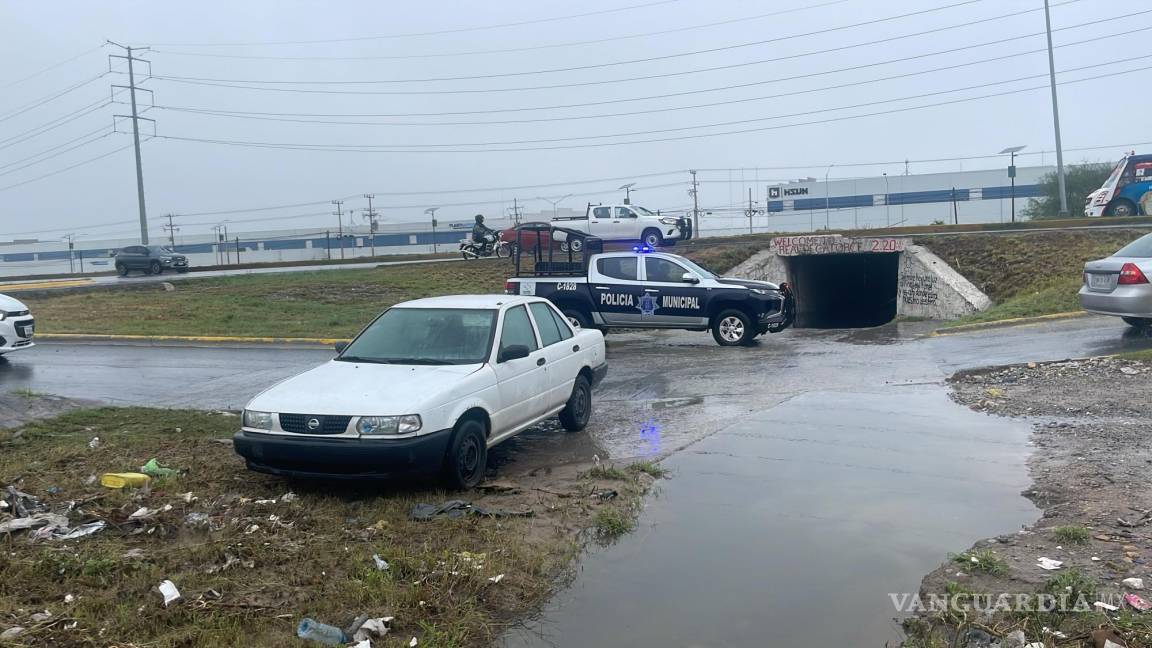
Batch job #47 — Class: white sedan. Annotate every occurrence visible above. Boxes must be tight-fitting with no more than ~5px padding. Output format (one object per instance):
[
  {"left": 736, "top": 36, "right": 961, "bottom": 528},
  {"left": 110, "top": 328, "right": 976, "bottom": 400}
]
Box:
[
  {"left": 233, "top": 295, "right": 607, "bottom": 488},
  {"left": 0, "top": 293, "right": 35, "bottom": 356}
]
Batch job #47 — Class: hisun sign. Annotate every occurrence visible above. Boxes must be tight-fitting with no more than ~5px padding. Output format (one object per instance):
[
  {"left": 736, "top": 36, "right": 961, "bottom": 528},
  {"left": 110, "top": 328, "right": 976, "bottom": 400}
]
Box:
[{"left": 769, "top": 186, "right": 809, "bottom": 199}]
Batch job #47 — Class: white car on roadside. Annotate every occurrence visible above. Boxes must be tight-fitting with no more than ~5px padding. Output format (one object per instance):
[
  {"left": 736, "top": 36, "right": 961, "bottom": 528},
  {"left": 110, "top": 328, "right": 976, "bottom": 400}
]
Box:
[
  {"left": 233, "top": 295, "right": 608, "bottom": 488},
  {"left": 0, "top": 294, "right": 35, "bottom": 355}
]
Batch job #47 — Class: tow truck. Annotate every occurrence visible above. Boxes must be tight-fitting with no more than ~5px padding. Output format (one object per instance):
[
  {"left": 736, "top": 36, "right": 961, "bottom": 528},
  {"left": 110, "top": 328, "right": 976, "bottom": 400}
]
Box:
[{"left": 504, "top": 224, "right": 794, "bottom": 346}]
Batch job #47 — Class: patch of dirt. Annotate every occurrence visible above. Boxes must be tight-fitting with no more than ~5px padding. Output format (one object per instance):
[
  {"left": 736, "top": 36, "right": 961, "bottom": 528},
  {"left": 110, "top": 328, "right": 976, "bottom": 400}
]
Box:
[
  {"left": 0, "top": 392, "right": 95, "bottom": 430},
  {"left": 909, "top": 356, "right": 1152, "bottom": 646},
  {"left": 0, "top": 408, "right": 657, "bottom": 647}
]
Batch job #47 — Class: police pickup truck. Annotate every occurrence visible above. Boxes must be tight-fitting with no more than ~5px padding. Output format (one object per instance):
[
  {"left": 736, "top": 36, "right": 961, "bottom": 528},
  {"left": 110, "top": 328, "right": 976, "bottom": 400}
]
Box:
[{"left": 504, "top": 226, "right": 793, "bottom": 346}]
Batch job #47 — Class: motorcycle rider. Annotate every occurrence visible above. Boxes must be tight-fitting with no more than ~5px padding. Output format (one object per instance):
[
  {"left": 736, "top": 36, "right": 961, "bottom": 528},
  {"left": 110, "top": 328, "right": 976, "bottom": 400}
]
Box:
[{"left": 471, "top": 214, "right": 497, "bottom": 255}]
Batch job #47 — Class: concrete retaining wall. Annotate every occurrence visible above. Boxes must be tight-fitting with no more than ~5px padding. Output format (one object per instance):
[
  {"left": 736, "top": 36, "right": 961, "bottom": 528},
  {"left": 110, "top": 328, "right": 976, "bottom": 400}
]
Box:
[{"left": 727, "top": 235, "right": 991, "bottom": 322}]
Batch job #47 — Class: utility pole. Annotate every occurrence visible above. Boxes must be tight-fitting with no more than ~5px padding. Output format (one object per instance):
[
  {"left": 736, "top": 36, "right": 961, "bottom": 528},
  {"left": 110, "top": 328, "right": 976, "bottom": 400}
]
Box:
[
  {"left": 424, "top": 208, "right": 440, "bottom": 254},
  {"left": 235, "top": 237, "right": 241, "bottom": 264},
  {"left": 689, "top": 170, "right": 700, "bottom": 237},
  {"left": 222, "top": 225, "right": 230, "bottom": 264},
  {"left": 824, "top": 164, "right": 835, "bottom": 230},
  {"left": 744, "top": 188, "right": 759, "bottom": 235},
  {"left": 332, "top": 200, "right": 345, "bottom": 260},
  {"left": 64, "top": 234, "right": 76, "bottom": 273},
  {"left": 107, "top": 41, "right": 153, "bottom": 244},
  {"left": 506, "top": 198, "right": 524, "bottom": 225},
  {"left": 951, "top": 187, "right": 959, "bottom": 225},
  {"left": 363, "top": 194, "right": 378, "bottom": 257},
  {"left": 325, "top": 231, "right": 332, "bottom": 259},
  {"left": 162, "top": 213, "right": 179, "bottom": 248},
  {"left": 882, "top": 173, "right": 891, "bottom": 227},
  {"left": 1043, "top": 0, "right": 1069, "bottom": 217}
]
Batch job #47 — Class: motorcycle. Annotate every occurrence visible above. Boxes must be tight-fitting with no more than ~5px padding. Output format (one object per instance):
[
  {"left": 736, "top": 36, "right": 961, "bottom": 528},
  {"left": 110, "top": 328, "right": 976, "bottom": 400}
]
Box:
[{"left": 460, "top": 231, "right": 512, "bottom": 260}]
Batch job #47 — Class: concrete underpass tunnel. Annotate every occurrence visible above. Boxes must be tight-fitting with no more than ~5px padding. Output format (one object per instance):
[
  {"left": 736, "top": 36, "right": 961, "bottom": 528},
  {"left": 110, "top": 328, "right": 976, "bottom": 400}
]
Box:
[{"left": 786, "top": 253, "right": 901, "bottom": 328}]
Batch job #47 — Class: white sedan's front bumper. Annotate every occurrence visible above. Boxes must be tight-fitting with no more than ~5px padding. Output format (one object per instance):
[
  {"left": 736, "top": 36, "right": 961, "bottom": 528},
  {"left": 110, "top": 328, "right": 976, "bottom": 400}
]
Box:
[{"left": 0, "top": 316, "right": 34, "bottom": 354}]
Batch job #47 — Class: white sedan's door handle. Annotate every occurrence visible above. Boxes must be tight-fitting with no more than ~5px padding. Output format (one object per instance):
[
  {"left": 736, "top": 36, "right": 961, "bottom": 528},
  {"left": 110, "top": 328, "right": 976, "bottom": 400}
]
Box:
[{"left": 536, "top": 357, "right": 546, "bottom": 366}]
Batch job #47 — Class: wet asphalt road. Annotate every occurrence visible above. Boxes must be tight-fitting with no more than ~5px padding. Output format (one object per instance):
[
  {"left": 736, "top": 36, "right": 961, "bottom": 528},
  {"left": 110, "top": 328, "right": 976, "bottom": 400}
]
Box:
[{"left": 3, "top": 315, "right": 1151, "bottom": 647}]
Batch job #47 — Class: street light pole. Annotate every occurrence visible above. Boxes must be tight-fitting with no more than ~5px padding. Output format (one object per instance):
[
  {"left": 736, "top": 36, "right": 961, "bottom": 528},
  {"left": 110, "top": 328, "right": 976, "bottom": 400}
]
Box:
[
  {"left": 824, "top": 165, "right": 835, "bottom": 230},
  {"left": 618, "top": 182, "right": 636, "bottom": 205},
  {"left": 424, "top": 207, "right": 439, "bottom": 254},
  {"left": 537, "top": 194, "right": 573, "bottom": 219},
  {"left": 882, "top": 173, "right": 890, "bottom": 227},
  {"left": 1043, "top": 0, "right": 1069, "bottom": 217},
  {"left": 999, "top": 145, "right": 1027, "bottom": 223}
]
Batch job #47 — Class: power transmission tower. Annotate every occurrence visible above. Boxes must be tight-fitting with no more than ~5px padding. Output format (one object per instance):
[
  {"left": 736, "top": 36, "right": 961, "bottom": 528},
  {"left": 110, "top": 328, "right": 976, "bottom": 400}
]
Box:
[
  {"left": 162, "top": 213, "right": 179, "bottom": 248},
  {"left": 689, "top": 170, "right": 700, "bottom": 237},
  {"left": 362, "top": 194, "right": 378, "bottom": 257},
  {"left": 107, "top": 41, "right": 154, "bottom": 245},
  {"left": 332, "top": 200, "right": 345, "bottom": 259}
]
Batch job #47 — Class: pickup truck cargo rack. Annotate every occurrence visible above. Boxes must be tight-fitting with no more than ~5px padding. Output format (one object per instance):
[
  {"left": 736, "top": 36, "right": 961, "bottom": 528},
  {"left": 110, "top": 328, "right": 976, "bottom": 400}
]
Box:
[{"left": 511, "top": 222, "right": 603, "bottom": 278}]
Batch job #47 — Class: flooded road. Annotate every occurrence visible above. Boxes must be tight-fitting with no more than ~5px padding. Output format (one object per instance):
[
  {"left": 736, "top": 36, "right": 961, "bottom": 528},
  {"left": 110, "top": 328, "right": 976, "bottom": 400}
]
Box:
[{"left": 3, "top": 317, "right": 1152, "bottom": 646}]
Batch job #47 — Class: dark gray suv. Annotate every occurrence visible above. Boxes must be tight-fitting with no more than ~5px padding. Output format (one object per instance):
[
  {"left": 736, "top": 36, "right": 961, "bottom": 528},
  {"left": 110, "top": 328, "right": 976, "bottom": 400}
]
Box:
[{"left": 113, "top": 245, "right": 189, "bottom": 276}]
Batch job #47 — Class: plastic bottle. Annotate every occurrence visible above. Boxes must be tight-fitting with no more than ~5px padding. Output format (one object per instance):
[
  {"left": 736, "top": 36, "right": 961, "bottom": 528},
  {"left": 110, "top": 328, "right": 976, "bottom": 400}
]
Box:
[{"left": 296, "top": 618, "right": 348, "bottom": 645}]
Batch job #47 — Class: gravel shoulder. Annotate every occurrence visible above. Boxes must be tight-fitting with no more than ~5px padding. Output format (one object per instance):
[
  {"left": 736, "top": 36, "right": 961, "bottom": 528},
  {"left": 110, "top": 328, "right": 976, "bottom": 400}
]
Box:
[{"left": 907, "top": 355, "right": 1152, "bottom": 647}]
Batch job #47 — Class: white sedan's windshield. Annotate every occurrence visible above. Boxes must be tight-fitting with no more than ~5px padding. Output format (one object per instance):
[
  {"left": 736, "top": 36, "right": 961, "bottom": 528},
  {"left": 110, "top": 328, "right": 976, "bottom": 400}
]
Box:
[{"left": 339, "top": 308, "right": 496, "bottom": 365}]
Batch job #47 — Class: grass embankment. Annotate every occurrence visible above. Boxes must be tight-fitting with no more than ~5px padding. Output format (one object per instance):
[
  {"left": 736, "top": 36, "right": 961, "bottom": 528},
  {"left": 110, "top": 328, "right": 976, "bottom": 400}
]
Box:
[
  {"left": 923, "top": 229, "right": 1145, "bottom": 326},
  {"left": 0, "top": 407, "right": 657, "bottom": 647},
  {"left": 22, "top": 262, "right": 510, "bottom": 339},
  {"left": 21, "top": 241, "right": 750, "bottom": 339}
]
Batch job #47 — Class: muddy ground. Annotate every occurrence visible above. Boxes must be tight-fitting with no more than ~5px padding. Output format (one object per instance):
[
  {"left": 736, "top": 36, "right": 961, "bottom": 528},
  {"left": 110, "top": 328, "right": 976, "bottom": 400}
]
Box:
[
  {"left": 0, "top": 402, "right": 660, "bottom": 647},
  {"left": 911, "top": 355, "right": 1152, "bottom": 647}
]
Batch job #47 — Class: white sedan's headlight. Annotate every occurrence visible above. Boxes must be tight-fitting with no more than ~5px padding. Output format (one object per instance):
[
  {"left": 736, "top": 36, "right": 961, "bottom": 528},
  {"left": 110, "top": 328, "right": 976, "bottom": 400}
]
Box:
[
  {"left": 659, "top": 217, "right": 679, "bottom": 225},
  {"left": 243, "top": 410, "right": 274, "bottom": 430},
  {"left": 357, "top": 414, "right": 422, "bottom": 435}
]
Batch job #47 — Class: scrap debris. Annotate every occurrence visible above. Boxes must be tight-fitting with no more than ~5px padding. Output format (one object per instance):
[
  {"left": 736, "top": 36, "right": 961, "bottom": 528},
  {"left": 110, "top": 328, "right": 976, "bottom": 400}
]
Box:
[{"left": 409, "top": 499, "right": 533, "bottom": 520}]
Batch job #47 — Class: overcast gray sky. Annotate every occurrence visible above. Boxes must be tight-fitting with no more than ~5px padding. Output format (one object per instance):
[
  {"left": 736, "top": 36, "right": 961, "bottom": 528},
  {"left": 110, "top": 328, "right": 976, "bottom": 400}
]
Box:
[{"left": 0, "top": 0, "right": 1147, "bottom": 241}]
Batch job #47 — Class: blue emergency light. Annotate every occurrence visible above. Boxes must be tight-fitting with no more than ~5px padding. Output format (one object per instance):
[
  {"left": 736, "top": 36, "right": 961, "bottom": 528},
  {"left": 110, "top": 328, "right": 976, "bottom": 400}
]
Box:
[{"left": 632, "top": 244, "right": 653, "bottom": 253}]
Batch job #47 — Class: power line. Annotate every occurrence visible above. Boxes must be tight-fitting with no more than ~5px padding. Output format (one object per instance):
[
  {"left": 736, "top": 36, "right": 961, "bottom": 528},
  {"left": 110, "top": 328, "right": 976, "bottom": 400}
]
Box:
[
  {"left": 151, "top": 0, "right": 1007, "bottom": 85},
  {"left": 0, "top": 139, "right": 141, "bottom": 192},
  {"left": 1, "top": 44, "right": 105, "bottom": 89},
  {"left": 0, "top": 71, "right": 111, "bottom": 123},
  {"left": 0, "top": 97, "right": 114, "bottom": 150},
  {"left": 153, "top": 59, "right": 1149, "bottom": 152},
  {"left": 149, "top": 10, "right": 1136, "bottom": 120},
  {"left": 155, "top": 26, "right": 1152, "bottom": 129},
  {"left": 146, "top": 0, "right": 684, "bottom": 46},
  {"left": 148, "top": 0, "right": 1109, "bottom": 96},
  {"left": 149, "top": 1, "right": 850, "bottom": 61},
  {"left": 0, "top": 126, "right": 113, "bottom": 173}
]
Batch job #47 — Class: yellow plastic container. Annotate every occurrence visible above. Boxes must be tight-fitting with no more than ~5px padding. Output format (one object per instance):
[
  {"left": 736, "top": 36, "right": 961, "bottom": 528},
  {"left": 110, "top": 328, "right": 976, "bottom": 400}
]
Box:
[{"left": 99, "top": 472, "right": 151, "bottom": 489}]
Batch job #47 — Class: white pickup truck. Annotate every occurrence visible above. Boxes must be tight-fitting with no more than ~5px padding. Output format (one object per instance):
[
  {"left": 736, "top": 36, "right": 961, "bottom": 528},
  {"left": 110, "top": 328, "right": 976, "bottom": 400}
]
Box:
[
  {"left": 553, "top": 204, "right": 690, "bottom": 249},
  {"left": 234, "top": 295, "right": 607, "bottom": 489}
]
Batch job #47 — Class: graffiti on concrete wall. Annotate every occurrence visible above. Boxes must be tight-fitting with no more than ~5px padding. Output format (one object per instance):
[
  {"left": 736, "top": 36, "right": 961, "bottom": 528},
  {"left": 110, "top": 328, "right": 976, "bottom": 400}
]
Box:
[
  {"left": 771, "top": 235, "right": 907, "bottom": 256},
  {"left": 900, "top": 274, "right": 939, "bottom": 306}
]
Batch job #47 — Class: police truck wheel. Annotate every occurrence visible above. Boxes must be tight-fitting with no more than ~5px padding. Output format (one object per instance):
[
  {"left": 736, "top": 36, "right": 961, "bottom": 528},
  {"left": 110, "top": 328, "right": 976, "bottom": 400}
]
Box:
[
  {"left": 561, "top": 309, "right": 591, "bottom": 330},
  {"left": 711, "top": 309, "right": 753, "bottom": 346},
  {"left": 559, "top": 375, "right": 592, "bottom": 432},
  {"left": 116, "top": 263, "right": 128, "bottom": 277},
  {"left": 443, "top": 418, "right": 488, "bottom": 489},
  {"left": 149, "top": 261, "right": 162, "bottom": 275},
  {"left": 642, "top": 228, "right": 663, "bottom": 248}
]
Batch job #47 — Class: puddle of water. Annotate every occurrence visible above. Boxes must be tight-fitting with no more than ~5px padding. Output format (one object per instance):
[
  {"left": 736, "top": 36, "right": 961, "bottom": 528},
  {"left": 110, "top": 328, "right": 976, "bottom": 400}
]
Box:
[{"left": 502, "top": 387, "right": 1036, "bottom": 648}]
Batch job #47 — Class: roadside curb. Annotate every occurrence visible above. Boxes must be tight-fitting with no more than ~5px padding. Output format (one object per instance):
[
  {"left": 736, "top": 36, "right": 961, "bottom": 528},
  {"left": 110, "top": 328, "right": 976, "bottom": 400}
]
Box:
[
  {"left": 35, "top": 333, "right": 348, "bottom": 347},
  {"left": 932, "top": 311, "right": 1089, "bottom": 335}
]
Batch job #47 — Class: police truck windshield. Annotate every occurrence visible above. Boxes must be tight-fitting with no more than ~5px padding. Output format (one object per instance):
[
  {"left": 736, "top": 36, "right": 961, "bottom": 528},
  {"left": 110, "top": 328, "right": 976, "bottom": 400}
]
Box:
[
  {"left": 677, "top": 257, "right": 718, "bottom": 279},
  {"left": 338, "top": 308, "right": 496, "bottom": 365}
]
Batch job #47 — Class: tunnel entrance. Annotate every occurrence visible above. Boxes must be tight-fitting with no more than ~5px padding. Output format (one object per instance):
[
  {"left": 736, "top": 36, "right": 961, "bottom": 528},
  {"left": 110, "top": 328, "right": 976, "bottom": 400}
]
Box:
[{"left": 787, "top": 253, "right": 900, "bottom": 328}]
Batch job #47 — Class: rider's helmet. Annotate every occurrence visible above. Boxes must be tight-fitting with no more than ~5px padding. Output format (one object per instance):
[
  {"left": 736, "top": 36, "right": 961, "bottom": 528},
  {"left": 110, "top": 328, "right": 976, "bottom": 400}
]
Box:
[{"left": 475, "top": 214, "right": 484, "bottom": 224}]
